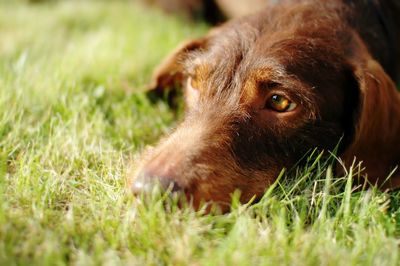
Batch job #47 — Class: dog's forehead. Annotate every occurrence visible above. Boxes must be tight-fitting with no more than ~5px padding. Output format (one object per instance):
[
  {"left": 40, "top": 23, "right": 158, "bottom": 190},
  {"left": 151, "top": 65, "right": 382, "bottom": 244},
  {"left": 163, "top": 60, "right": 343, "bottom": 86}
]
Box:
[
  {"left": 188, "top": 26, "right": 296, "bottom": 93},
  {"left": 197, "top": 28, "right": 259, "bottom": 70},
  {"left": 185, "top": 10, "right": 349, "bottom": 110},
  {"left": 194, "top": 19, "right": 309, "bottom": 77}
]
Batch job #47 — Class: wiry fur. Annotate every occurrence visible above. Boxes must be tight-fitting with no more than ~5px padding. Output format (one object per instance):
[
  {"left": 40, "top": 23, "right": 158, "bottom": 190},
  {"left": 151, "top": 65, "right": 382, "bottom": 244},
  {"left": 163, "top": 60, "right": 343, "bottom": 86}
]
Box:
[{"left": 131, "top": 0, "right": 400, "bottom": 211}]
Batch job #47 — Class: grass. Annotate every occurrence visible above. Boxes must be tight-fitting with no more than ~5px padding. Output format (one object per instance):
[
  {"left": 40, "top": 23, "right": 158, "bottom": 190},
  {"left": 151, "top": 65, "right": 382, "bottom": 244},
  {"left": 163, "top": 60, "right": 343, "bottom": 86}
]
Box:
[{"left": 0, "top": 1, "right": 400, "bottom": 265}]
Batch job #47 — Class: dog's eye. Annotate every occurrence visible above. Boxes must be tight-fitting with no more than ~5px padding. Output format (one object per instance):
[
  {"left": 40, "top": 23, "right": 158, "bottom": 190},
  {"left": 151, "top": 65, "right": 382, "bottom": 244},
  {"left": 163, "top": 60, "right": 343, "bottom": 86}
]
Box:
[
  {"left": 267, "top": 95, "right": 297, "bottom": 112},
  {"left": 188, "top": 76, "right": 199, "bottom": 90}
]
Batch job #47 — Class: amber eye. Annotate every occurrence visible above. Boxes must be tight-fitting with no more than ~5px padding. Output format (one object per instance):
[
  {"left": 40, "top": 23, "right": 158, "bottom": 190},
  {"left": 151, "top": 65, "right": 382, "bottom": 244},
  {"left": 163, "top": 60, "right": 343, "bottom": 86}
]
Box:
[
  {"left": 187, "top": 75, "right": 200, "bottom": 90},
  {"left": 267, "top": 94, "right": 297, "bottom": 112}
]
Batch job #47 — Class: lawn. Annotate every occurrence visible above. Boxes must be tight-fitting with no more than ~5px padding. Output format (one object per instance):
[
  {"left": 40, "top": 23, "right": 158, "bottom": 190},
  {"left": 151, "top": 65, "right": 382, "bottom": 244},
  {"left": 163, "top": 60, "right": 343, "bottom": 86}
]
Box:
[{"left": 1, "top": 1, "right": 400, "bottom": 265}]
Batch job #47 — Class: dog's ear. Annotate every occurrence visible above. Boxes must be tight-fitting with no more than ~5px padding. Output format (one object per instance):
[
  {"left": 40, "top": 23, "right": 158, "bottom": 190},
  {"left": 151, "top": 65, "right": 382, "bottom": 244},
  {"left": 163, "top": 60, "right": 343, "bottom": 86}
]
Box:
[
  {"left": 342, "top": 53, "right": 400, "bottom": 188},
  {"left": 146, "top": 37, "right": 207, "bottom": 107}
]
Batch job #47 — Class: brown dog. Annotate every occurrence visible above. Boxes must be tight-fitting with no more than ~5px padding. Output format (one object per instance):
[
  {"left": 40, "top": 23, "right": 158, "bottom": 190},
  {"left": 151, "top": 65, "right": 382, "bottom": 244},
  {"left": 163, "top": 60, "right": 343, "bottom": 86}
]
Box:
[{"left": 131, "top": 0, "right": 400, "bottom": 211}]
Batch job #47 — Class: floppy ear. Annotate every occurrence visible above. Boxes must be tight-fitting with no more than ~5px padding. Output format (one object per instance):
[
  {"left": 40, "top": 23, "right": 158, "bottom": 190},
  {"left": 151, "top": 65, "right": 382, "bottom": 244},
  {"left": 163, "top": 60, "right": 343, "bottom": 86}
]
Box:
[
  {"left": 342, "top": 56, "right": 400, "bottom": 188},
  {"left": 146, "top": 38, "right": 207, "bottom": 107}
]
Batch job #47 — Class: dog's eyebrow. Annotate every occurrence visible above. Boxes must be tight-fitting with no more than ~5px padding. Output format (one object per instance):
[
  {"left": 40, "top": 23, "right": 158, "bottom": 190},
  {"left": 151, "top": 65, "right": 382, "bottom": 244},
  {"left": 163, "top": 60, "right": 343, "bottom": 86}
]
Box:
[{"left": 183, "top": 51, "right": 209, "bottom": 74}]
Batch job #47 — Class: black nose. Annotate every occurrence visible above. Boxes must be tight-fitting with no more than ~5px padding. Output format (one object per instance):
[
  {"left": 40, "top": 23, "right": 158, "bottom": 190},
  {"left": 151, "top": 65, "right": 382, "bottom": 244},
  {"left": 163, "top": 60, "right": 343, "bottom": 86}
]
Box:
[{"left": 131, "top": 169, "right": 182, "bottom": 196}]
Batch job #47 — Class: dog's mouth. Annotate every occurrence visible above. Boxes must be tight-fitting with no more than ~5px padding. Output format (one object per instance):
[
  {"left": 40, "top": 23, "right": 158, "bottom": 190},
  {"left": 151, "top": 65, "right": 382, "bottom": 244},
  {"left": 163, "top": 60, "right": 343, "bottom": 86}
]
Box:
[
  {"left": 129, "top": 154, "right": 275, "bottom": 213},
  {"left": 130, "top": 174, "right": 231, "bottom": 213},
  {"left": 130, "top": 165, "right": 227, "bottom": 212}
]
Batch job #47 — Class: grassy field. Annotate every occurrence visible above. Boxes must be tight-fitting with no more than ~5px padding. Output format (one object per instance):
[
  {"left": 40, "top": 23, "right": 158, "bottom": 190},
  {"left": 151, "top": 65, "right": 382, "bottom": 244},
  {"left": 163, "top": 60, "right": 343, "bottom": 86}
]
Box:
[{"left": 1, "top": 1, "right": 400, "bottom": 265}]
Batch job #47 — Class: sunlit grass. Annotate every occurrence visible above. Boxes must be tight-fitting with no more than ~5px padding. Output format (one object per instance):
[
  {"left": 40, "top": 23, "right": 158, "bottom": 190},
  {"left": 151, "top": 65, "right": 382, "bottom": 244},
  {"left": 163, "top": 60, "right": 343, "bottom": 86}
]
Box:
[{"left": 0, "top": 1, "right": 399, "bottom": 265}]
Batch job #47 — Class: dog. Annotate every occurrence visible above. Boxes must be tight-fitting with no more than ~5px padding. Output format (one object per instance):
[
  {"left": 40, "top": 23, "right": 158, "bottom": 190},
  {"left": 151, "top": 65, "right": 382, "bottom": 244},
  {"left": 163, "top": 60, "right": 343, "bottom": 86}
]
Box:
[{"left": 131, "top": 0, "right": 400, "bottom": 211}]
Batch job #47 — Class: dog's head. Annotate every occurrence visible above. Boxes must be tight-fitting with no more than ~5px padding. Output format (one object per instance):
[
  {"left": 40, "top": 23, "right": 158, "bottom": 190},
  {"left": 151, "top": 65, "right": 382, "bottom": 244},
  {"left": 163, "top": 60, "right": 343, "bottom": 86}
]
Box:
[{"left": 131, "top": 4, "right": 400, "bottom": 211}]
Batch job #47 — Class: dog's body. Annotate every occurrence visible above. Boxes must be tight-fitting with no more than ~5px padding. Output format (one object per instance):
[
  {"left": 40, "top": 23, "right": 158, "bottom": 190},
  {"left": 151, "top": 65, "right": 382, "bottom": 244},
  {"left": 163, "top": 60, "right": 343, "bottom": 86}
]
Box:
[{"left": 132, "top": 0, "right": 400, "bottom": 211}]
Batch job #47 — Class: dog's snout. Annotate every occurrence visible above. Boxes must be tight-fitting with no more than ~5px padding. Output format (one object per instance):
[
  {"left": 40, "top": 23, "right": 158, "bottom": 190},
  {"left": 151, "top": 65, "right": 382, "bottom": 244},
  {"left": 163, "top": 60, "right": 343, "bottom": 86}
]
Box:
[{"left": 131, "top": 168, "right": 182, "bottom": 196}]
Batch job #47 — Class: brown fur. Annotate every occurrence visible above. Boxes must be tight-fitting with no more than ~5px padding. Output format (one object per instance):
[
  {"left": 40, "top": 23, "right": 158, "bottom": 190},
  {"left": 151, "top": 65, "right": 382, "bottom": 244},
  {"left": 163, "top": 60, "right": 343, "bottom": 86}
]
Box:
[{"left": 131, "top": 0, "right": 400, "bottom": 211}]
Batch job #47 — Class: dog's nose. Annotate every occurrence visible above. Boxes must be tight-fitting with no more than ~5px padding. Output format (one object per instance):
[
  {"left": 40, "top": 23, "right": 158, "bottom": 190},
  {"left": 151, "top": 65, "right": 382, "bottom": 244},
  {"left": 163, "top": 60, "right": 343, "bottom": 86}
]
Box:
[{"left": 131, "top": 169, "right": 182, "bottom": 196}]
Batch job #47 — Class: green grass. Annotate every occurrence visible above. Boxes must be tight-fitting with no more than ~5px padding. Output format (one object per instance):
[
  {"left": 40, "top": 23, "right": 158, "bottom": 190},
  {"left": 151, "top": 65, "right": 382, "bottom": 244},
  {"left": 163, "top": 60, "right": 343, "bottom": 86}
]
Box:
[{"left": 1, "top": 1, "right": 400, "bottom": 265}]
